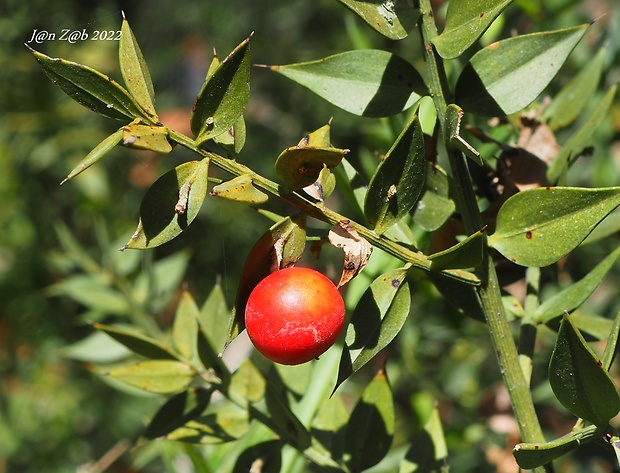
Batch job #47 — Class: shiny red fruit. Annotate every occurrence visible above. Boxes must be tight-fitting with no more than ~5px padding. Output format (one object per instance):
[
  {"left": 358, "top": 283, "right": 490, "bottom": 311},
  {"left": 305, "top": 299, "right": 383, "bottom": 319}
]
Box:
[{"left": 245, "top": 267, "right": 346, "bottom": 365}]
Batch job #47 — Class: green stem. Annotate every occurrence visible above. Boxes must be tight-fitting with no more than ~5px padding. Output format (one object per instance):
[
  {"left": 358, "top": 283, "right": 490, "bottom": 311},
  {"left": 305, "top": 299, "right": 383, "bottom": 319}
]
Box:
[
  {"left": 519, "top": 266, "right": 541, "bottom": 383},
  {"left": 168, "top": 129, "right": 479, "bottom": 287},
  {"left": 417, "top": 0, "right": 545, "bottom": 447}
]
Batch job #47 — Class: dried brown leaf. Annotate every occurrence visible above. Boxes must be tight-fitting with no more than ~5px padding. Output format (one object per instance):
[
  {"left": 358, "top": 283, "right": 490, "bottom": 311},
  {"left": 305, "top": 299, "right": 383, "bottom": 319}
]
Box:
[{"left": 329, "top": 220, "right": 373, "bottom": 288}]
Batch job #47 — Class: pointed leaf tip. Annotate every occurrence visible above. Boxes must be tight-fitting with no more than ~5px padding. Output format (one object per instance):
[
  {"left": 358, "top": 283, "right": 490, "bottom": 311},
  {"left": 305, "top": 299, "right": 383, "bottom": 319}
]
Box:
[
  {"left": 269, "top": 50, "right": 426, "bottom": 117},
  {"left": 455, "top": 24, "right": 590, "bottom": 116}
]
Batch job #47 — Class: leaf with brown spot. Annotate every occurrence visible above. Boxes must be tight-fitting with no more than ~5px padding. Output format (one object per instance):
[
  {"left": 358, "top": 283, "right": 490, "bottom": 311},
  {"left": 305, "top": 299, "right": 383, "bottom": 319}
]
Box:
[{"left": 328, "top": 220, "right": 373, "bottom": 288}]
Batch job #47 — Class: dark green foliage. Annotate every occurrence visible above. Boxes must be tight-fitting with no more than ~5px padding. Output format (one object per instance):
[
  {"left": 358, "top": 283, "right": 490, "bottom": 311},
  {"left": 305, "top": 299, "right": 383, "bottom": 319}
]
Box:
[{"left": 5, "top": 1, "right": 620, "bottom": 472}]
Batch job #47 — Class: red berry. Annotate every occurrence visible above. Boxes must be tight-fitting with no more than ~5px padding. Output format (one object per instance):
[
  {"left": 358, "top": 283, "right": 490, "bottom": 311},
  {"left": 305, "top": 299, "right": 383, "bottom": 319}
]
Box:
[{"left": 245, "top": 267, "right": 346, "bottom": 365}]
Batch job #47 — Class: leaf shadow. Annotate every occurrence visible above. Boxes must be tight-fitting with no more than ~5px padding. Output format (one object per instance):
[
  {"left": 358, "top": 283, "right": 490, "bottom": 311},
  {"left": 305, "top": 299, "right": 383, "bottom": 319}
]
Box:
[
  {"left": 455, "top": 62, "right": 504, "bottom": 117},
  {"left": 363, "top": 55, "right": 426, "bottom": 117}
]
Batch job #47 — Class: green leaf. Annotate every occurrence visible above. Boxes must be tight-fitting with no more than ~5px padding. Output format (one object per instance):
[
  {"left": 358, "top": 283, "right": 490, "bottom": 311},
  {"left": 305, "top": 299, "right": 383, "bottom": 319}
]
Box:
[
  {"left": 229, "top": 215, "right": 306, "bottom": 343},
  {"left": 429, "top": 272, "right": 485, "bottom": 322},
  {"left": 335, "top": 268, "right": 411, "bottom": 391},
  {"left": 144, "top": 388, "right": 212, "bottom": 439},
  {"left": 173, "top": 290, "right": 200, "bottom": 361},
  {"left": 549, "top": 314, "right": 620, "bottom": 426},
  {"left": 364, "top": 114, "right": 427, "bottom": 234},
  {"left": 212, "top": 115, "right": 247, "bottom": 156},
  {"left": 63, "top": 330, "right": 131, "bottom": 364},
  {"left": 191, "top": 35, "right": 251, "bottom": 146},
  {"left": 29, "top": 46, "right": 151, "bottom": 121},
  {"left": 336, "top": 0, "right": 419, "bottom": 40},
  {"left": 264, "top": 384, "right": 312, "bottom": 449},
  {"left": 455, "top": 24, "right": 590, "bottom": 117},
  {"left": 444, "top": 104, "right": 482, "bottom": 165},
  {"left": 275, "top": 146, "right": 348, "bottom": 190},
  {"left": 344, "top": 370, "right": 395, "bottom": 472},
  {"left": 166, "top": 401, "right": 249, "bottom": 444},
  {"left": 120, "top": 15, "right": 157, "bottom": 120},
  {"left": 47, "top": 275, "right": 130, "bottom": 315},
  {"left": 534, "top": 247, "right": 620, "bottom": 324},
  {"left": 602, "top": 310, "right": 620, "bottom": 371},
  {"left": 488, "top": 186, "right": 620, "bottom": 267},
  {"left": 401, "top": 404, "right": 448, "bottom": 472},
  {"left": 61, "top": 129, "right": 123, "bottom": 184},
  {"left": 94, "top": 323, "right": 179, "bottom": 360},
  {"left": 229, "top": 359, "right": 266, "bottom": 403},
  {"left": 571, "top": 310, "right": 614, "bottom": 341},
  {"left": 413, "top": 163, "right": 455, "bottom": 232},
  {"left": 514, "top": 424, "right": 602, "bottom": 469},
  {"left": 429, "top": 228, "right": 484, "bottom": 271},
  {"left": 197, "top": 324, "right": 231, "bottom": 389},
  {"left": 123, "top": 158, "right": 209, "bottom": 249},
  {"left": 264, "top": 50, "right": 427, "bottom": 117},
  {"left": 122, "top": 122, "right": 172, "bottom": 153},
  {"left": 233, "top": 440, "right": 283, "bottom": 473},
  {"left": 547, "top": 85, "right": 617, "bottom": 183},
  {"left": 432, "top": 0, "right": 513, "bottom": 59},
  {"left": 543, "top": 47, "right": 606, "bottom": 130},
  {"left": 104, "top": 360, "right": 196, "bottom": 394},
  {"left": 199, "top": 282, "right": 230, "bottom": 354},
  {"left": 582, "top": 210, "right": 620, "bottom": 246}
]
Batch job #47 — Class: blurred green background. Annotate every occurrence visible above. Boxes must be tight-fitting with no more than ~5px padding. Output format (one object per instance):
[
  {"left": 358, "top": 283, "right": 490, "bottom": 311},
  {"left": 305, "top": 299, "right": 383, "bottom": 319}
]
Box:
[{"left": 1, "top": 0, "right": 619, "bottom": 472}]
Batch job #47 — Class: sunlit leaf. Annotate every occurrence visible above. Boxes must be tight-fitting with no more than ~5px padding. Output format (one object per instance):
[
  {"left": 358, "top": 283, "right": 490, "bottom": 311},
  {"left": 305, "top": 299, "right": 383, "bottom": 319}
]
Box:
[
  {"left": 429, "top": 228, "right": 484, "bottom": 271},
  {"left": 61, "top": 129, "right": 123, "bottom": 184},
  {"left": 144, "top": 388, "right": 212, "bottom": 439},
  {"left": 401, "top": 404, "right": 448, "bottom": 472},
  {"left": 104, "top": 360, "right": 196, "bottom": 394},
  {"left": 173, "top": 290, "right": 200, "bottom": 361},
  {"left": 303, "top": 164, "right": 337, "bottom": 201},
  {"left": 365, "top": 114, "right": 426, "bottom": 234},
  {"left": 191, "top": 35, "right": 251, "bottom": 145},
  {"left": 488, "top": 186, "right": 620, "bottom": 267},
  {"left": 336, "top": 0, "right": 418, "bottom": 40},
  {"left": 122, "top": 122, "right": 172, "bottom": 153},
  {"left": 535, "top": 247, "right": 620, "bottom": 324},
  {"left": 94, "top": 323, "right": 179, "bottom": 360},
  {"left": 335, "top": 268, "right": 411, "bottom": 391},
  {"left": 432, "top": 0, "right": 513, "bottom": 59},
  {"left": 120, "top": 14, "right": 157, "bottom": 119},
  {"left": 344, "top": 370, "right": 395, "bottom": 472},
  {"left": 264, "top": 50, "right": 427, "bottom": 117},
  {"left": 124, "top": 159, "right": 209, "bottom": 249},
  {"left": 549, "top": 314, "right": 620, "bottom": 426},
  {"left": 275, "top": 146, "right": 348, "bottom": 190},
  {"left": 210, "top": 174, "right": 268, "bottom": 204},
  {"left": 29, "top": 46, "right": 150, "bottom": 121},
  {"left": 166, "top": 401, "right": 250, "bottom": 444},
  {"left": 229, "top": 359, "right": 266, "bottom": 403},
  {"left": 199, "top": 282, "right": 230, "bottom": 354},
  {"left": 455, "top": 24, "right": 590, "bottom": 117},
  {"left": 212, "top": 115, "right": 247, "bottom": 156},
  {"left": 514, "top": 424, "right": 602, "bottom": 469}
]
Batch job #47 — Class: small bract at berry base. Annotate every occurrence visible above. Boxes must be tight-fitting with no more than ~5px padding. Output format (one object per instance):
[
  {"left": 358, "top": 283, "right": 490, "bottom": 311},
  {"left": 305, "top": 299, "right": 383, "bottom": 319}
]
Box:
[{"left": 244, "top": 267, "right": 346, "bottom": 365}]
